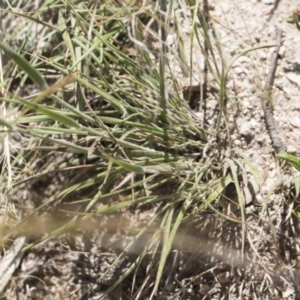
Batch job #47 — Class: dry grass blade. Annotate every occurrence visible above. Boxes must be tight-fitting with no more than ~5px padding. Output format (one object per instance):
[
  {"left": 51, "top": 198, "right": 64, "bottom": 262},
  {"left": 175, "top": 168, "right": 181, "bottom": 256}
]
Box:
[{"left": 0, "top": 237, "right": 26, "bottom": 293}]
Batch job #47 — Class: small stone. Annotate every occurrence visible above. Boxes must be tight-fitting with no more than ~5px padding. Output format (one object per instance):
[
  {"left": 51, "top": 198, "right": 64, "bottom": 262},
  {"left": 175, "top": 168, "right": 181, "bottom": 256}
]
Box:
[
  {"left": 254, "top": 127, "right": 262, "bottom": 135},
  {"left": 280, "top": 115, "right": 289, "bottom": 125},
  {"left": 234, "top": 139, "right": 241, "bottom": 147},
  {"left": 262, "top": 0, "right": 275, "bottom": 4},
  {"left": 290, "top": 117, "right": 300, "bottom": 128},
  {"left": 240, "top": 122, "right": 254, "bottom": 138},
  {"left": 279, "top": 46, "right": 285, "bottom": 57},
  {"left": 207, "top": 99, "right": 218, "bottom": 109},
  {"left": 287, "top": 145, "right": 297, "bottom": 154},
  {"left": 187, "top": 287, "right": 194, "bottom": 295},
  {"left": 294, "top": 36, "right": 300, "bottom": 43},
  {"left": 256, "top": 135, "right": 264, "bottom": 143},
  {"left": 286, "top": 73, "right": 300, "bottom": 87},
  {"left": 242, "top": 100, "right": 252, "bottom": 110},
  {"left": 293, "top": 102, "right": 300, "bottom": 111},
  {"left": 259, "top": 51, "right": 267, "bottom": 61},
  {"left": 282, "top": 286, "right": 295, "bottom": 298},
  {"left": 194, "top": 112, "right": 202, "bottom": 120},
  {"left": 250, "top": 118, "right": 258, "bottom": 127},
  {"left": 234, "top": 67, "right": 244, "bottom": 75},
  {"left": 199, "top": 284, "right": 210, "bottom": 295},
  {"left": 244, "top": 180, "right": 259, "bottom": 205},
  {"left": 255, "top": 194, "right": 263, "bottom": 204}
]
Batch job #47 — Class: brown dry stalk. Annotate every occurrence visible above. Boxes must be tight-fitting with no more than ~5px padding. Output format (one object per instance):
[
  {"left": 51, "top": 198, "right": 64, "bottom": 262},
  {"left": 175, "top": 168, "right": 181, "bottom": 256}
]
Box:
[{"left": 260, "top": 28, "right": 285, "bottom": 153}]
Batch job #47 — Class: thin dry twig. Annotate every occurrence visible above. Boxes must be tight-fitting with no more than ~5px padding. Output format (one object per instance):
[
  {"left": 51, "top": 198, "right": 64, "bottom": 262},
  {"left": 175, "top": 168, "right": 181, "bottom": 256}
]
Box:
[{"left": 260, "top": 28, "right": 285, "bottom": 153}]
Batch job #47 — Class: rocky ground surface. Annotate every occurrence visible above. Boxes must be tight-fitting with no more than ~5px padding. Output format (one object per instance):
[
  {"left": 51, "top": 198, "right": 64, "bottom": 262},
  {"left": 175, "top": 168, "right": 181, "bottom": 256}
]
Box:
[{"left": 2, "top": 0, "right": 300, "bottom": 299}]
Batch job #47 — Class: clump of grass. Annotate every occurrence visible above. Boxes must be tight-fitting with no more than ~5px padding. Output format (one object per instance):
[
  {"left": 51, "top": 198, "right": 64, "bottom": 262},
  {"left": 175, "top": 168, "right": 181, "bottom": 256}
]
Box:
[{"left": 0, "top": 0, "right": 273, "bottom": 298}]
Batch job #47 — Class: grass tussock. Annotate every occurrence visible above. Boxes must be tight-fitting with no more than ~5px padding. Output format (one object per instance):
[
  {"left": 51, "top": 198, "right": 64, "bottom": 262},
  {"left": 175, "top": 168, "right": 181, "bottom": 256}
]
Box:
[{"left": 0, "top": 0, "right": 299, "bottom": 298}]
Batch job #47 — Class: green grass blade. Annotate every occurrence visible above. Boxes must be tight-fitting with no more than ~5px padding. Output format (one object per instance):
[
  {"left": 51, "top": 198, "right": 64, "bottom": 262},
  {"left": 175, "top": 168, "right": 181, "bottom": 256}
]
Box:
[
  {"left": 97, "top": 148, "right": 145, "bottom": 174},
  {"left": 0, "top": 42, "right": 48, "bottom": 90},
  {"left": 12, "top": 97, "right": 79, "bottom": 128},
  {"left": 229, "top": 160, "right": 246, "bottom": 259},
  {"left": 277, "top": 153, "right": 300, "bottom": 172}
]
